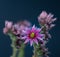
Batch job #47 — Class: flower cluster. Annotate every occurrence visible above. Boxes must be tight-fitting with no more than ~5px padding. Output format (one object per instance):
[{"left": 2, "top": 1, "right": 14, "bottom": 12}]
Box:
[
  {"left": 3, "top": 20, "right": 44, "bottom": 47},
  {"left": 37, "top": 11, "right": 57, "bottom": 57},
  {"left": 38, "top": 11, "right": 56, "bottom": 30},
  {"left": 3, "top": 20, "right": 32, "bottom": 48},
  {"left": 3, "top": 11, "right": 56, "bottom": 57}
]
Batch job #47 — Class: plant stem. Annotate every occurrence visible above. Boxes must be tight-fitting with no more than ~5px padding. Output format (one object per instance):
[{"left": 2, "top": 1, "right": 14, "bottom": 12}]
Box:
[
  {"left": 33, "top": 44, "right": 38, "bottom": 57},
  {"left": 17, "top": 43, "right": 25, "bottom": 57},
  {"left": 34, "top": 46, "right": 38, "bottom": 57},
  {"left": 33, "top": 44, "right": 42, "bottom": 57},
  {"left": 8, "top": 33, "right": 18, "bottom": 57},
  {"left": 10, "top": 45, "right": 18, "bottom": 57}
]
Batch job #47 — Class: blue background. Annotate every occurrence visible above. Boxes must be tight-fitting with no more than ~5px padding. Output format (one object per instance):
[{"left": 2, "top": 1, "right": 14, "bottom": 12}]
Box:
[{"left": 0, "top": 0, "right": 60, "bottom": 57}]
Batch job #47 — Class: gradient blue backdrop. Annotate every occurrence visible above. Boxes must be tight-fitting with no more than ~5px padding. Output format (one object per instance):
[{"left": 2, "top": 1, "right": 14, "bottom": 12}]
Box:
[{"left": 0, "top": 0, "right": 60, "bottom": 57}]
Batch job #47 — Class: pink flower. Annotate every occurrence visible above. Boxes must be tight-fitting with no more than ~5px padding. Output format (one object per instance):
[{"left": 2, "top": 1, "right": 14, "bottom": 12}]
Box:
[
  {"left": 5, "top": 20, "right": 13, "bottom": 29},
  {"left": 38, "top": 11, "right": 56, "bottom": 24},
  {"left": 22, "top": 25, "right": 44, "bottom": 46},
  {"left": 3, "top": 21, "right": 13, "bottom": 34},
  {"left": 3, "top": 28, "right": 8, "bottom": 34},
  {"left": 11, "top": 20, "right": 31, "bottom": 38},
  {"left": 38, "top": 11, "right": 56, "bottom": 30},
  {"left": 38, "top": 11, "right": 48, "bottom": 19}
]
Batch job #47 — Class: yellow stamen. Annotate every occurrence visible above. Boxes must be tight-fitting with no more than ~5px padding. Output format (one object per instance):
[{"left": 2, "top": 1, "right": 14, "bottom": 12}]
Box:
[{"left": 30, "top": 32, "right": 35, "bottom": 38}]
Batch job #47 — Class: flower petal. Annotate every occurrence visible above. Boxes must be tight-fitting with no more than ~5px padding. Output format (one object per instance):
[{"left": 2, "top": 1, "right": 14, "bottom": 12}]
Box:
[
  {"left": 22, "top": 36, "right": 27, "bottom": 39},
  {"left": 40, "top": 34, "right": 44, "bottom": 38},
  {"left": 32, "top": 25, "right": 35, "bottom": 29},
  {"left": 37, "top": 28, "right": 41, "bottom": 32},
  {"left": 31, "top": 25, "right": 36, "bottom": 31},
  {"left": 33, "top": 39, "right": 38, "bottom": 45},
  {"left": 22, "top": 30, "right": 27, "bottom": 33},
  {"left": 24, "top": 39, "right": 29, "bottom": 44},
  {"left": 37, "top": 37, "right": 43, "bottom": 41},
  {"left": 37, "top": 34, "right": 44, "bottom": 38},
  {"left": 30, "top": 40, "right": 33, "bottom": 46}
]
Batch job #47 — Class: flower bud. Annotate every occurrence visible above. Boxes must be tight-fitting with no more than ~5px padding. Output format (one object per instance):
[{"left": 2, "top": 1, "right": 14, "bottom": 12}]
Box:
[
  {"left": 5, "top": 21, "right": 13, "bottom": 29},
  {"left": 3, "top": 28, "right": 8, "bottom": 34},
  {"left": 38, "top": 11, "right": 47, "bottom": 20}
]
